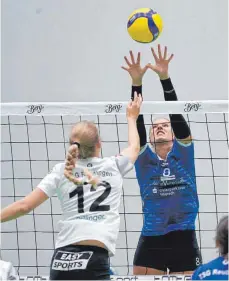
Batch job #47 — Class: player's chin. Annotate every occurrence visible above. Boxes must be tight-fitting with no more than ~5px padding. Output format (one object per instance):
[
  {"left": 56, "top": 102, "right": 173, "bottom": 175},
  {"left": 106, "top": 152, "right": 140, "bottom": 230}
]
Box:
[{"left": 153, "top": 137, "right": 171, "bottom": 144}]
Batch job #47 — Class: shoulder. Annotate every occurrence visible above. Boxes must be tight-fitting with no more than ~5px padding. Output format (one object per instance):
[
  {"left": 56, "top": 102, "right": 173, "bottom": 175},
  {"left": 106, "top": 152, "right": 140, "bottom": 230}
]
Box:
[
  {"left": 110, "top": 155, "right": 134, "bottom": 176},
  {"left": 192, "top": 262, "right": 211, "bottom": 280},
  {"left": 51, "top": 163, "right": 65, "bottom": 173},
  {"left": 205, "top": 256, "right": 227, "bottom": 268},
  {"left": 193, "top": 257, "right": 226, "bottom": 279},
  {"left": 48, "top": 163, "right": 65, "bottom": 181},
  {"left": 110, "top": 155, "right": 131, "bottom": 166},
  {"left": 174, "top": 138, "right": 193, "bottom": 148},
  {"left": 102, "top": 156, "right": 116, "bottom": 165},
  {"left": 172, "top": 139, "right": 194, "bottom": 157},
  {"left": 135, "top": 145, "right": 155, "bottom": 165},
  {"left": 197, "top": 257, "right": 223, "bottom": 273},
  {"left": 98, "top": 156, "right": 120, "bottom": 170},
  {"left": 192, "top": 266, "right": 202, "bottom": 280},
  {"left": 54, "top": 163, "right": 65, "bottom": 170},
  {"left": 138, "top": 144, "right": 152, "bottom": 157}
]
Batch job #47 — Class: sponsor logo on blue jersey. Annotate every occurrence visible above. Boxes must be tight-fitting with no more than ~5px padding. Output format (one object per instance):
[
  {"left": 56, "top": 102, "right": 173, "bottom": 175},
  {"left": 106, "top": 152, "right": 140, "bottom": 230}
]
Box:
[
  {"left": 192, "top": 256, "right": 228, "bottom": 280},
  {"left": 135, "top": 140, "right": 199, "bottom": 236}
]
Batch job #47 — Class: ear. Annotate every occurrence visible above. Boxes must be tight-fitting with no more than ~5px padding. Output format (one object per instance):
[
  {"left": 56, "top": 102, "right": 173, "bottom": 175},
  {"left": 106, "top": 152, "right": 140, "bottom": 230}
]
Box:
[{"left": 97, "top": 138, "right": 102, "bottom": 149}]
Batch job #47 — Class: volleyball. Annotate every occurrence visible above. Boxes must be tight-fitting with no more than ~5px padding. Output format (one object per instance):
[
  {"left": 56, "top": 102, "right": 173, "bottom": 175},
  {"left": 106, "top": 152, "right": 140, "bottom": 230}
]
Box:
[{"left": 127, "top": 8, "right": 163, "bottom": 43}]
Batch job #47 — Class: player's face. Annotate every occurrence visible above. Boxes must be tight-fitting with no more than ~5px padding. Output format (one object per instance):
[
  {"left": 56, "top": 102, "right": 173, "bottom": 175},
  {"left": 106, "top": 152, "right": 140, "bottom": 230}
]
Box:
[{"left": 150, "top": 118, "right": 174, "bottom": 144}]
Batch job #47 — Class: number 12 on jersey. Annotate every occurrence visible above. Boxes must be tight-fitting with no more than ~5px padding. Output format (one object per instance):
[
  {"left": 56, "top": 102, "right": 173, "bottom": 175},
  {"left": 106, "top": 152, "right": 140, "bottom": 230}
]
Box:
[{"left": 69, "top": 181, "right": 111, "bottom": 213}]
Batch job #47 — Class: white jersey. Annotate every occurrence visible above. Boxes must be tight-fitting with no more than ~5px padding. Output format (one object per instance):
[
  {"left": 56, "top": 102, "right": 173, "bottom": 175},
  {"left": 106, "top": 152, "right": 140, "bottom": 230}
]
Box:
[
  {"left": 0, "top": 260, "right": 18, "bottom": 280},
  {"left": 38, "top": 155, "right": 133, "bottom": 256}
]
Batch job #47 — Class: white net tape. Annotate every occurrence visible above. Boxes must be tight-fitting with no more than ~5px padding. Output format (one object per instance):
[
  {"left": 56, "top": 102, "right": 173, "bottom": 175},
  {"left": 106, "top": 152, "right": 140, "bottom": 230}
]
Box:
[{"left": 1, "top": 100, "right": 228, "bottom": 116}]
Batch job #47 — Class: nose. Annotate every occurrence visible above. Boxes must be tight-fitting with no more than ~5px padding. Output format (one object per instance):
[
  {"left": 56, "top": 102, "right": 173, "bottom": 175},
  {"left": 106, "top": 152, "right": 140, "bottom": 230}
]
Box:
[{"left": 157, "top": 124, "right": 163, "bottom": 130}]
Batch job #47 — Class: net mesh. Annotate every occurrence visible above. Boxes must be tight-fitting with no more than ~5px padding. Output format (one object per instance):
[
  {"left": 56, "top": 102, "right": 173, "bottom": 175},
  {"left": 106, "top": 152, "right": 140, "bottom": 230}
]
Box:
[{"left": 1, "top": 101, "right": 228, "bottom": 277}]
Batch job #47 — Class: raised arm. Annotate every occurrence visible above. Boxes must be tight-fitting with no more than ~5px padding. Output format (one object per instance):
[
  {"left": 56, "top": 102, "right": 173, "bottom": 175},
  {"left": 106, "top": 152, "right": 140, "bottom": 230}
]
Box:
[
  {"left": 122, "top": 51, "right": 148, "bottom": 148},
  {"left": 120, "top": 93, "right": 142, "bottom": 163},
  {"left": 148, "top": 45, "right": 192, "bottom": 144}
]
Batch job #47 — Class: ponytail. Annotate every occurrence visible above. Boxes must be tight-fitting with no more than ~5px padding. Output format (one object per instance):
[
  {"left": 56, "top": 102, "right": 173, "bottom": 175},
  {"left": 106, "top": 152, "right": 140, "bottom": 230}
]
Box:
[
  {"left": 64, "top": 142, "right": 99, "bottom": 186},
  {"left": 64, "top": 143, "right": 81, "bottom": 185}
]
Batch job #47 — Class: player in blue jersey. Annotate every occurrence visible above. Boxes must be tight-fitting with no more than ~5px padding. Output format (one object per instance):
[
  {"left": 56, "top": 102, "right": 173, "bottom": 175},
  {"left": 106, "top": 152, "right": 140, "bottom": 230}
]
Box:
[
  {"left": 192, "top": 216, "right": 228, "bottom": 280},
  {"left": 122, "top": 45, "right": 202, "bottom": 275}
]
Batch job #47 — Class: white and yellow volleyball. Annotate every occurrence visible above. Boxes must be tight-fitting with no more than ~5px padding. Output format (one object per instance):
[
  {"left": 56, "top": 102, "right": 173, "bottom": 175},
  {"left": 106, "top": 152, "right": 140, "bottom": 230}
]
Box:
[{"left": 127, "top": 8, "right": 163, "bottom": 43}]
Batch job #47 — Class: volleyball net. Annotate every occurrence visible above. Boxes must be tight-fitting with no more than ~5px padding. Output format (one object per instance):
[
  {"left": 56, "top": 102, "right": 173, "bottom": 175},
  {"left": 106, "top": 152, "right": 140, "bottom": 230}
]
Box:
[{"left": 1, "top": 100, "right": 228, "bottom": 278}]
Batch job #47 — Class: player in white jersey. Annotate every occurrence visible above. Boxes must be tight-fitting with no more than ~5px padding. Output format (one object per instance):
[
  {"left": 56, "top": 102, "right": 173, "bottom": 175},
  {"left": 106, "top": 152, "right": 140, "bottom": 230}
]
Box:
[
  {"left": 0, "top": 260, "right": 18, "bottom": 280},
  {"left": 0, "top": 94, "right": 142, "bottom": 280}
]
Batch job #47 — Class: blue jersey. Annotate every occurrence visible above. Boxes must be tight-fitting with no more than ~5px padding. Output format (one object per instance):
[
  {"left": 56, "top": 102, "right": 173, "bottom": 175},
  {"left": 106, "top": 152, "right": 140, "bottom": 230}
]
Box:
[
  {"left": 134, "top": 139, "right": 199, "bottom": 236},
  {"left": 192, "top": 256, "right": 228, "bottom": 280}
]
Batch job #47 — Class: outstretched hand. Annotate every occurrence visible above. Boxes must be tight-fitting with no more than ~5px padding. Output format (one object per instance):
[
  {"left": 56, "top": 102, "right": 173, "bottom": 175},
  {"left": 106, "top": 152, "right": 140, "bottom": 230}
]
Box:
[
  {"left": 148, "top": 44, "right": 174, "bottom": 80},
  {"left": 126, "top": 92, "right": 143, "bottom": 120},
  {"left": 122, "top": 51, "right": 149, "bottom": 86}
]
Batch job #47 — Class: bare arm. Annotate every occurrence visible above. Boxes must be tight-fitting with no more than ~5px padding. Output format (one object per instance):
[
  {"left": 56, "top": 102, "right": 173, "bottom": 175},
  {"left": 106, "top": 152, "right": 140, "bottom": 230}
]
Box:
[
  {"left": 121, "top": 118, "right": 140, "bottom": 163},
  {"left": 0, "top": 188, "right": 48, "bottom": 223},
  {"left": 121, "top": 93, "right": 142, "bottom": 164},
  {"left": 132, "top": 86, "right": 147, "bottom": 148}
]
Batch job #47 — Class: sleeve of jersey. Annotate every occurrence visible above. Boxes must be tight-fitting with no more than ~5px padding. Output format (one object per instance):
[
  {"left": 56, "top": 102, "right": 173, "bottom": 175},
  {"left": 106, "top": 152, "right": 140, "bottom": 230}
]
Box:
[
  {"left": 37, "top": 164, "right": 62, "bottom": 197},
  {"left": 115, "top": 155, "right": 134, "bottom": 177}
]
